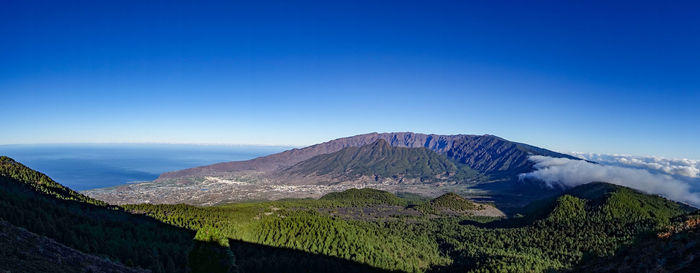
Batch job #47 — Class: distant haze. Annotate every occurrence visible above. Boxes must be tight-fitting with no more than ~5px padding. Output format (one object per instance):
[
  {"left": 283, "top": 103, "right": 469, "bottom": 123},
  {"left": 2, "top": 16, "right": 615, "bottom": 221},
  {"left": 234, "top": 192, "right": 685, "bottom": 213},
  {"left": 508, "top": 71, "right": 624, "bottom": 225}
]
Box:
[{"left": 0, "top": 144, "right": 289, "bottom": 190}]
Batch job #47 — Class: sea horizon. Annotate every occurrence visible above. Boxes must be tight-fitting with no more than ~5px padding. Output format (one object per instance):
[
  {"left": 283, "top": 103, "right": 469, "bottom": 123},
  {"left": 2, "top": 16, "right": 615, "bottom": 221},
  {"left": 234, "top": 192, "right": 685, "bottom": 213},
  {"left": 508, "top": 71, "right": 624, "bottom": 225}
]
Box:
[{"left": 0, "top": 143, "right": 290, "bottom": 191}]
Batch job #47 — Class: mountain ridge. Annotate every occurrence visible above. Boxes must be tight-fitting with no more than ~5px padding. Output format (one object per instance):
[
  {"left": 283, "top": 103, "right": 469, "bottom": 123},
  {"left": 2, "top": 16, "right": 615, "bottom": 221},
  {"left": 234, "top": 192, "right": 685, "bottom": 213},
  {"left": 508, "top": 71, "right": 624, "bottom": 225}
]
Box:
[
  {"left": 85, "top": 132, "right": 581, "bottom": 205},
  {"left": 157, "top": 132, "right": 579, "bottom": 181},
  {"left": 282, "top": 139, "right": 480, "bottom": 183}
]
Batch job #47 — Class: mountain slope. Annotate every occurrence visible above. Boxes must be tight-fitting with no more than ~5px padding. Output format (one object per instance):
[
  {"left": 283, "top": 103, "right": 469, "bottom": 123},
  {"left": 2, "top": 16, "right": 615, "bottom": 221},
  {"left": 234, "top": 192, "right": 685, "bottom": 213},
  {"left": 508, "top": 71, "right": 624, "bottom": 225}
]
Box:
[
  {"left": 0, "top": 155, "right": 106, "bottom": 205},
  {"left": 516, "top": 182, "right": 695, "bottom": 227},
  {"left": 86, "top": 132, "right": 579, "bottom": 205},
  {"left": 573, "top": 211, "right": 700, "bottom": 273},
  {"left": 283, "top": 139, "right": 480, "bottom": 183},
  {"left": 157, "top": 132, "right": 578, "bottom": 181},
  {"left": 0, "top": 156, "right": 195, "bottom": 272},
  {"left": 1, "top": 156, "right": 406, "bottom": 273},
  {"left": 0, "top": 219, "right": 147, "bottom": 273}
]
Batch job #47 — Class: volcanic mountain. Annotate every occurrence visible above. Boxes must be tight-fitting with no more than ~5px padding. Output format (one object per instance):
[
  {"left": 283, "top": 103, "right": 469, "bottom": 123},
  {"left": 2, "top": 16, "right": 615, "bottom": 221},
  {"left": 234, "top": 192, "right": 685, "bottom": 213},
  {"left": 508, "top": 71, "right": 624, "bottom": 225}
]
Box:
[
  {"left": 281, "top": 139, "right": 481, "bottom": 183},
  {"left": 158, "top": 132, "right": 577, "bottom": 181},
  {"left": 84, "top": 132, "right": 580, "bottom": 205}
]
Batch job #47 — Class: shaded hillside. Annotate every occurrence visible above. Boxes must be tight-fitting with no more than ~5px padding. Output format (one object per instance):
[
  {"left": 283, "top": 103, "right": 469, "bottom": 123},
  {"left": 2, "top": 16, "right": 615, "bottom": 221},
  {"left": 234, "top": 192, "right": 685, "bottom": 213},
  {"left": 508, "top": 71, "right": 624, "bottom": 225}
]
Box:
[
  {"left": 573, "top": 211, "right": 700, "bottom": 273},
  {"left": 1, "top": 156, "right": 417, "bottom": 273},
  {"left": 0, "top": 155, "right": 106, "bottom": 206},
  {"left": 0, "top": 156, "right": 194, "bottom": 272},
  {"left": 0, "top": 220, "right": 147, "bottom": 273},
  {"left": 284, "top": 139, "right": 479, "bottom": 183},
  {"left": 229, "top": 239, "right": 395, "bottom": 273},
  {"left": 157, "top": 132, "right": 579, "bottom": 181}
]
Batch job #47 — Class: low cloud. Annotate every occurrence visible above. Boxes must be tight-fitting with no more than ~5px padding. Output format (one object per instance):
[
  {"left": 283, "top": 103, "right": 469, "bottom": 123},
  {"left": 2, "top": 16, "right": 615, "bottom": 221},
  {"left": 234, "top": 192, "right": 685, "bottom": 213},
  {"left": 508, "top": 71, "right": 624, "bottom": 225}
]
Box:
[
  {"left": 571, "top": 152, "right": 700, "bottom": 178},
  {"left": 520, "top": 156, "right": 700, "bottom": 207}
]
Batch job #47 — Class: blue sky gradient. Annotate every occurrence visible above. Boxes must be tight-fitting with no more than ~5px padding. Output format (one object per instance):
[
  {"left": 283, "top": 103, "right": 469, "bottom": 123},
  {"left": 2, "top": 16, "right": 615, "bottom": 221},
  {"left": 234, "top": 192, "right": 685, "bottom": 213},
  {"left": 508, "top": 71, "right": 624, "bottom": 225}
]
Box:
[{"left": 1, "top": 1, "right": 698, "bottom": 158}]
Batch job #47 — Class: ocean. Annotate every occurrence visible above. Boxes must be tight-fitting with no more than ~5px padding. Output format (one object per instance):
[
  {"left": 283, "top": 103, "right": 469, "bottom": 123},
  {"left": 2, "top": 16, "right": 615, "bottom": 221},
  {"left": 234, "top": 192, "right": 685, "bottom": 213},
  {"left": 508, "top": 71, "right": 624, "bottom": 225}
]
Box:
[{"left": 0, "top": 144, "right": 290, "bottom": 191}]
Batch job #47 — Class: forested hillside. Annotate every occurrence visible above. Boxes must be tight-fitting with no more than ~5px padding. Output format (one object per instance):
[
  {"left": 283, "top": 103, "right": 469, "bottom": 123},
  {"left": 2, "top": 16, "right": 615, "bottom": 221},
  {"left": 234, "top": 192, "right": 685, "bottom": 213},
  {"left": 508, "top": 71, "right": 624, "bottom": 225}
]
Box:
[
  {"left": 574, "top": 211, "right": 700, "bottom": 272},
  {"left": 0, "top": 156, "right": 399, "bottom": 273},
  {"left": 283, "top": 139, "right": 480, "bottom": 182},
  {"left": 0, "top": 156, "right": 194, "bottom": 272},
  {"left": 125, "top": 185, "right": 696, "bottom": 273},
  {"left": 2, "top": 156, "right": 697, "bottom": 273}
]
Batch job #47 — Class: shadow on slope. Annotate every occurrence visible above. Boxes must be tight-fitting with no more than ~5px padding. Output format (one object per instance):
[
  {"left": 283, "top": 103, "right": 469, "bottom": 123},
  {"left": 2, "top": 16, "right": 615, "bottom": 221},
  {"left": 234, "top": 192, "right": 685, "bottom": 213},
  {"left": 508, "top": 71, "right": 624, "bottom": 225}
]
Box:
[
  {"left": 0, "top": 156, "right": 398, "bottom": 273},
  {"left": 468, "top": 177, "right": 563, "bottom": 213},
  {"left": 230, "top": 239, "right": 397, "bottom": 273}
]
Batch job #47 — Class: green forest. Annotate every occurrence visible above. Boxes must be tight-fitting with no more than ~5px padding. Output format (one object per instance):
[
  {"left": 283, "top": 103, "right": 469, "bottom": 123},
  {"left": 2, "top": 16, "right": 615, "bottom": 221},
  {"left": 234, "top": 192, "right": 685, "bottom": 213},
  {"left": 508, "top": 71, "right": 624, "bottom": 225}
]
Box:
[
  {"left": 125, "top": 185, "right": 695, "bottom": 273},
  {"left": 284, "top": 139, "right": 482, "bottom": 182},
  {"left": 1, "top": 156, "right": 698, "bottom": 273}
]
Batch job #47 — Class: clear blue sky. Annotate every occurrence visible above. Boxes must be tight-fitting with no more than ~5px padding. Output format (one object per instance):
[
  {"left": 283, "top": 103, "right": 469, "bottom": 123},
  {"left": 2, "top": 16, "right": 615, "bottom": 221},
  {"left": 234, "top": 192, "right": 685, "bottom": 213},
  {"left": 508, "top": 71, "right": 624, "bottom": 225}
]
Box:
[{"left": 1, "top": 1, "right": 698, "bottom": 159}]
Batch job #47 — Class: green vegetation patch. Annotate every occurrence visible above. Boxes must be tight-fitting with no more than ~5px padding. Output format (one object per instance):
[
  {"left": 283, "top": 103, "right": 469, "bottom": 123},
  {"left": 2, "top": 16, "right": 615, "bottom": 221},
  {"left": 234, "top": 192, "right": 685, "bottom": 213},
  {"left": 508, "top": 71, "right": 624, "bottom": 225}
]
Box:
[
  {"left": 286, "top": 139, "right": 481, "bottom": 182},
  {"left": 417, "top": 192, "right": 479, "bottom": 214},
  {"left": 124, "top": 183, "right": 695, "bottom": 273},
  {"left": 320, "top": 188, "right": 407, "bottom": 207}
]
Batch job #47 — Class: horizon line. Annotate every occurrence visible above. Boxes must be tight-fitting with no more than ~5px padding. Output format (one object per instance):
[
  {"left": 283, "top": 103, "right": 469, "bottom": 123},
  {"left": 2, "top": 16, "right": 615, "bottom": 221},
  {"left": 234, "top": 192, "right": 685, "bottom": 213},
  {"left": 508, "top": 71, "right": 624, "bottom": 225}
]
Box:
[{"left": 0, "top": 141, "right": 301, "bottom": 148}]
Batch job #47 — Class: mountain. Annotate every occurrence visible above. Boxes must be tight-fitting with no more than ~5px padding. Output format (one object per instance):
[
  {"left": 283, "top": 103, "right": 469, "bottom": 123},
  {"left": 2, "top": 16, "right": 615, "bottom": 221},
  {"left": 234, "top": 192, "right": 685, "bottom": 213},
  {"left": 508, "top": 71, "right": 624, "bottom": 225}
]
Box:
[
  {"left": 85, "top": 132, "right": 578, "bottom": 205},
  {"left": 157, "top": 132, "right": 577, "bottom": 181},
  {"left": 283, "top": 139, "right": 480, "bottom": 183}
]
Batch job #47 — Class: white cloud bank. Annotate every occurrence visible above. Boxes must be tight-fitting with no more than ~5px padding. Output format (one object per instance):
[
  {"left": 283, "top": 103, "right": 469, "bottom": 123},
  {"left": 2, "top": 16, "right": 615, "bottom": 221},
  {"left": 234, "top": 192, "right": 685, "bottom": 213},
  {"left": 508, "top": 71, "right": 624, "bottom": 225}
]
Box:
[
  {"left": 571, "top": 152, "right": 700, "bottom": 178},
  {"left": 520, "top": 156, "right": 700, "bottom": 207}
]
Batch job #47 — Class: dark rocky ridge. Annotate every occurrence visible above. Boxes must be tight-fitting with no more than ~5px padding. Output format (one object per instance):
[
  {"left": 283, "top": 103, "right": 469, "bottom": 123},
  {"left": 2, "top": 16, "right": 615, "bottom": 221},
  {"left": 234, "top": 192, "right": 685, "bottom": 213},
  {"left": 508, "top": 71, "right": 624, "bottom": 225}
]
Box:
[{"left": 157, "top": 132, "right": 579, "bottom": 181}]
